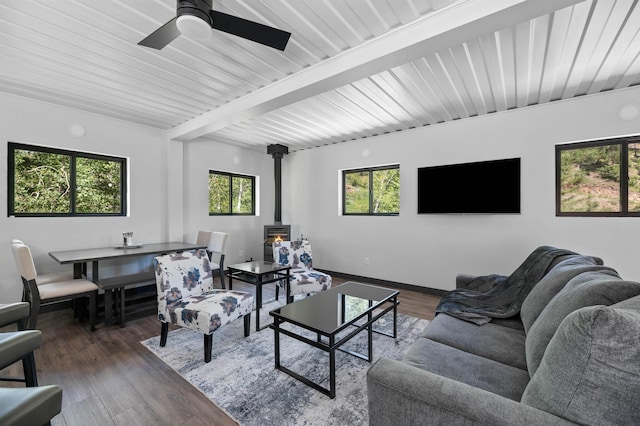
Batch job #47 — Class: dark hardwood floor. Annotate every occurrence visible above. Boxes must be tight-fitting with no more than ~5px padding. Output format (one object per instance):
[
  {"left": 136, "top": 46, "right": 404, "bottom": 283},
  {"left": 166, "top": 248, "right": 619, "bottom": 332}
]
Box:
[{"left": 1, "top": 277, "right": 440, "bottom": 425}]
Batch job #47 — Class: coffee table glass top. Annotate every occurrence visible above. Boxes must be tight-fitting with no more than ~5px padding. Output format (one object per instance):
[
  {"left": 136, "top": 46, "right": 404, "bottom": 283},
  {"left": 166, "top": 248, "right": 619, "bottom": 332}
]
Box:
[
  {"left": 227, "top": 260, "right": 289, "bottom": 274},
  {"left": 270, "top": 281, "right": 398, "bottom": 335}
]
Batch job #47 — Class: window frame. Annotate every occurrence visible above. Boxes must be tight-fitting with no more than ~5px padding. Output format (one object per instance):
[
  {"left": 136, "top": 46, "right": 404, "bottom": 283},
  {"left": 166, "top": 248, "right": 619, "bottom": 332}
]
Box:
[
  {"left": 208, "top": 170, "right": 256, "bottom": 216},
  {"left": 555, "top": 136, "right": 640, "bottom": 217},
  {"left": 342, "top": 164, "right": 400, "bottom": 216},
  {"left": 8, "top": 142, "right": 127, "bottom": 217}
]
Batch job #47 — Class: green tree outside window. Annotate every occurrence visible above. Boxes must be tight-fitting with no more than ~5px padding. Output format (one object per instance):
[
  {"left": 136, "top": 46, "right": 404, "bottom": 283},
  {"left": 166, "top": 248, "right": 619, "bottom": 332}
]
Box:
[
  {"left": 557, "top": 137, "right": 640, "bottom": 216},
  {"left": 343, "top": 165, "right": 400, "bottom": 215},
  {"left": 209, "top": 171, "right": 255, "bottom": 215},
  {"left": 9, "top": 143, "right": 126, "bottom": 216}
]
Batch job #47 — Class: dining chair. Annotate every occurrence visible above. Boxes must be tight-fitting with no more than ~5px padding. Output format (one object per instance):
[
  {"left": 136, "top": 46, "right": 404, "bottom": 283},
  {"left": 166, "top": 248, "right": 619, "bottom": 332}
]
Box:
[
  {"left": 10, "top": 240, "right": 74, "bottom": 285},
  {"left": 208, "top": 232, "right": 228, "bottom": 289},
  {"left": 154, "top": 249, "right": 254, "bottom": 362},
  {"left": 11, "top": 243, "right": 98, "bottom": 331},
  {"left": 196, "top": 230, "right": 213, "bottom": 248},
  {"left": 196, "top": 230, "right": 228, "bottom": 288}
]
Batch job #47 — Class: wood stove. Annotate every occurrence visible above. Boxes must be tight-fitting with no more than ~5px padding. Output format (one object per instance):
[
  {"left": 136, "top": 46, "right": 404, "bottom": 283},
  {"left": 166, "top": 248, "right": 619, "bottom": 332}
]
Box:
[
  {"left": 264, "top": 224, "right": 291, "bottom": 262},
  {"left": 264, "top": 144, "right": 290, "bottom": 262}
]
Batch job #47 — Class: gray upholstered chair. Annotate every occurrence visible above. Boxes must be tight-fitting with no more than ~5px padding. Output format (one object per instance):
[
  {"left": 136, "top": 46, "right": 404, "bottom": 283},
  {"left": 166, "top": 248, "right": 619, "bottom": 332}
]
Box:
[
  {"left": 11, "top": 243, "right": 98, "bottom": 331},
  {"left": 0, "top": 386, "right": 63, "bottom": 426},
  {"left": 0, "top": 302, "right": 42, "bottom": 387},
  {"left": 154, "top": 249, "right": 254, "bottom": 362},
  {"left": 0, "top": 303, "right": 63, "bottom": 425}
]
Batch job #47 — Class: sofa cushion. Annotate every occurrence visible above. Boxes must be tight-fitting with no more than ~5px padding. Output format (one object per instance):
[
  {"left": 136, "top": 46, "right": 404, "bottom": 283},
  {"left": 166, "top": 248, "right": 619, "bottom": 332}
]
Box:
[
  {"left": 422, "top": 313, "right": 527, "bottom": 370},
  {"left": 403, "top": 337, "right": 531, "bottom": 401},
  {"left": 520, "top": 256, "right": 615, "bottom": 333},
  {"left": 487, "top": 316, "right": 524, "bottom": 331},
  {"left": 525, "top": 271, "right": 640, "bottom": 376},
  {"left": 521, "top": 296, "right": 640, "bottom": 425}
]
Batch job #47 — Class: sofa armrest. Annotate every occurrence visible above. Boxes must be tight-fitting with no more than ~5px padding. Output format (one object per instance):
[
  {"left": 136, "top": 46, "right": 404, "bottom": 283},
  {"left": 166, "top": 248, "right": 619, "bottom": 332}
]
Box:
[
  {"left": 456, "top": 273, "right": 508, "bottom": 291},
  {"left": 367, "top": 357, "right": 575, "bottom": 426},
  {"left": 456, "top": 273, "right": 478, "bottom": 289}
]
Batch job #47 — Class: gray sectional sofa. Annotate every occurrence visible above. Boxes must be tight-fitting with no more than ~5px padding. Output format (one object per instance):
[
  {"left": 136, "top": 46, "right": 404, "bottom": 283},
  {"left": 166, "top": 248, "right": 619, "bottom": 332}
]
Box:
[{"left": 367, "top": 247, "right": 640, "bottom": 425}]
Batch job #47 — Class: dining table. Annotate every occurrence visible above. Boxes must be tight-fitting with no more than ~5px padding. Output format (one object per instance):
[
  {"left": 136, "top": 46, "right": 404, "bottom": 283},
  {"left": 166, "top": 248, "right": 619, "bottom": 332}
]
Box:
[{"left": 49, "top": 241, "right": 206, "bottom": 326}]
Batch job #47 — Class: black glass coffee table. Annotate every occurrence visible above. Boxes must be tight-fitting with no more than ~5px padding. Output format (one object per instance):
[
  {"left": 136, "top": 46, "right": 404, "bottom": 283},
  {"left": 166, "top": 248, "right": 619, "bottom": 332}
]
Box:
[
  {"left": 269, "top": 281, "right": 399, "bottom": 398},
  {"left": 227, "top": 261, "right": 291, "bottom": 331}
]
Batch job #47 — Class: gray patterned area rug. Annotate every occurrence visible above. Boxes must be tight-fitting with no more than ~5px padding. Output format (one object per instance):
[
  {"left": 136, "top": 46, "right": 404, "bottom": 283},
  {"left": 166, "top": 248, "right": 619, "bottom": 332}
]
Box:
[{"left": 141, "top": 301, "right": 428, "bottom": 426}]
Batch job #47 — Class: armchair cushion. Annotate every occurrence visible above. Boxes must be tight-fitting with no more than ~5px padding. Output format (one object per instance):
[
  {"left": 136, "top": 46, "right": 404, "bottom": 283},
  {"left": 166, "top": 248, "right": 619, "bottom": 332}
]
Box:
[
  {"left": 154, "top": 250, "right": 254, "bottom": 335},
  {"left": 273, "top": 240, "right": 331, "bottom": 297},
  {"left": 159, "top": 289, "right": 254, "bottom": 335},
  {"left": 274, "top": 240, "right": 313, "bottom": 268}
]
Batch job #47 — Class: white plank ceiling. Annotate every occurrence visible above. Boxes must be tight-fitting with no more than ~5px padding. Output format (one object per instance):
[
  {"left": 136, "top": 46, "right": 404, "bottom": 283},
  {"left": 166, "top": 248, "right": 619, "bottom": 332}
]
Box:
[{"left": 1, "top": 0, "right": 639, "bottom": 152}]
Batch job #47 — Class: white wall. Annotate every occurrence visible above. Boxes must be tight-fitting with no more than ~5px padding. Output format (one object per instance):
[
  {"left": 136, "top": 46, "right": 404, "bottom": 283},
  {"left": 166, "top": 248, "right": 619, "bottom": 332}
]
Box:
[
  {"left": 182, "top": 139, "right": 275, "bottom": 266},
  {"left": 3, "top": 85, "right": 640, "bottom": 302},
  {"left": 285, "top": 86, "right": 640, "bottom": 291},
  {"left": 0, "top": 94, "right": 171, "bottom": 303}
]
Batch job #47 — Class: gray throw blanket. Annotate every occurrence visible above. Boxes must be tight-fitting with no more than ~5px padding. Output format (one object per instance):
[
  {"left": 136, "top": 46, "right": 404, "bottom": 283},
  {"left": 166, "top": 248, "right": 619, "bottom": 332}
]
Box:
[{"left": 435, "top": 246, "right": 576, "bottom": 325}]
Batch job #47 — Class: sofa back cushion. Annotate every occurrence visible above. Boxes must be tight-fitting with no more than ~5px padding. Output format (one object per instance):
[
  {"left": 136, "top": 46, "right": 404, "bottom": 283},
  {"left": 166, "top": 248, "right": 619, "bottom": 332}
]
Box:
[
  {"left": 520, "top": 256, "right": 612, "bottom": 333},
  {"left": 521, "top": 296, "right": 640, "bottom": 425},
  {"left": 525, "top": 270, "right": 640, "bottom": 376}
]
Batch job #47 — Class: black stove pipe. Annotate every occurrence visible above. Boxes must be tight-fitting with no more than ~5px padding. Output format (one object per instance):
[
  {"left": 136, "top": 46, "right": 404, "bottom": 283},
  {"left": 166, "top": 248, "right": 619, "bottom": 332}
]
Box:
[{"left": 267, "top": 144, "right": 289, "bottom": 225}]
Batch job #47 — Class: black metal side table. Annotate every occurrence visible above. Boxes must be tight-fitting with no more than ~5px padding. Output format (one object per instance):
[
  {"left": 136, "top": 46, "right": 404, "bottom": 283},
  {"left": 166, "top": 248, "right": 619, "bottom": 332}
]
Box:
[{"left": 227, "top": 261, "right": 291, "bottom": 331}]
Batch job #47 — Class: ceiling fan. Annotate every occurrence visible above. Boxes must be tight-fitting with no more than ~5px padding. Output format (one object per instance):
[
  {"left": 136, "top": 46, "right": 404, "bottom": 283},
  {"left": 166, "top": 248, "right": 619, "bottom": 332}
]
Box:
[{"left": 138, "top": 0, "right": 291, "bottom": 51}]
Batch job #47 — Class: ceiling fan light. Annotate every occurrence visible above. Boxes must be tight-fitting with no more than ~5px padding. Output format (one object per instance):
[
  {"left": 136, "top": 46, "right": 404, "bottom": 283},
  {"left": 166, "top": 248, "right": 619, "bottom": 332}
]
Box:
[{"left": 176, "top": 15, "right": 211, "bottom": 41}]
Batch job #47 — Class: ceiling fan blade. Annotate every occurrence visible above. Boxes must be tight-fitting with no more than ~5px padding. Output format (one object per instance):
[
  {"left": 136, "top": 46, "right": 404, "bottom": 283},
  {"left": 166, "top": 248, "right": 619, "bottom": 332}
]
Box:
[
  {"left": 138, "top": 17, "right": 181, "bottom": 50},
  {"left": 210, "top": 10, "right": 291, "bottom": 51}
]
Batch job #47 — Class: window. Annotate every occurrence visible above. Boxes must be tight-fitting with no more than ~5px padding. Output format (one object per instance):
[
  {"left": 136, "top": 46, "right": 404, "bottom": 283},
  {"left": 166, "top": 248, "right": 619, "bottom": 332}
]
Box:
[
  {"left": 209, "top": 171, "right": 255, "bottom": 215},
  {"left": 8, "top": 142, "right": 126, "bottom": 216},
  {"left": 342, "top": 165, "right": 399, "bottom": 215},
  {"left": 556, "top": 136, "right": 640, "bottom": 216}
]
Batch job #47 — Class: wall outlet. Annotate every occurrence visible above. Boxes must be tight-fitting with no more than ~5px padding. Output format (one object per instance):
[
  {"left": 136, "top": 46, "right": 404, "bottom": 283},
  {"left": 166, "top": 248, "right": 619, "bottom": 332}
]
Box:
[
  {"left": 364, "top": 257, "right": 370, "bottom": 266},
  {"left": 239, "top": 249, "right": 245, "bottom": 258}
]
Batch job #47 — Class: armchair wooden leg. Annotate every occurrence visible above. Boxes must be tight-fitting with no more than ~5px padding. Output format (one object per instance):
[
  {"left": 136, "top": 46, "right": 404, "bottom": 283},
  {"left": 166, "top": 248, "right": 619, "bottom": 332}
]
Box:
[
  {"left": 204, "top": 334, "right": 213, "bottom": 363},
  {"left": 160, "top": 322, "right": 169, "bottom": 347},
  {"left": 243, "top": 314, "right": 251, "bottom": 337},
  {"left": 22, "top": 352, "right": 38, "bottom": 387}
]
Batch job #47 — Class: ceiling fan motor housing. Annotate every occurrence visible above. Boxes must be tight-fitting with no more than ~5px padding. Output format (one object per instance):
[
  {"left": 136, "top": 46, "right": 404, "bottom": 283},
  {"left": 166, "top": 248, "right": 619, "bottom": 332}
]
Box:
[{"left": 177, "top": 0, "right": 213, "bottom": 25}]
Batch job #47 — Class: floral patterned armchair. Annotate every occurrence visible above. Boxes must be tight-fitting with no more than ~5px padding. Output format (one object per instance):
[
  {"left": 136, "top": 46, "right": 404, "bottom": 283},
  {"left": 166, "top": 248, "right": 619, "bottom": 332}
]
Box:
[
  {"left": 154, "top": 249, "right": 254, "bottom": 363},
  {"left": 272, "top": 240, "right": 332, "bottom": 302}
]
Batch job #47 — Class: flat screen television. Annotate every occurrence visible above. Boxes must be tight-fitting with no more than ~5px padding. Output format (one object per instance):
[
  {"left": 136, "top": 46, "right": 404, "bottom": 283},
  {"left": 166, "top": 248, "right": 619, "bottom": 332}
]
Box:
[{"left": 418, "top": 158, "right": 521, "bottom": 214}]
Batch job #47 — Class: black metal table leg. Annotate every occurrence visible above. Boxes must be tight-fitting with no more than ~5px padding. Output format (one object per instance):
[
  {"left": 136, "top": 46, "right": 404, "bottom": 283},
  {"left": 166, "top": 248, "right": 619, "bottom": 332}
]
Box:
[
  {"left": 274, "top": 318, "right": 280, "bottom": 369},
  {"left": 329, "top": 335, "right": 336, "bottom": 399},
  {"left": 255, "top": 280, "right": 262, "bottom": 331}
]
